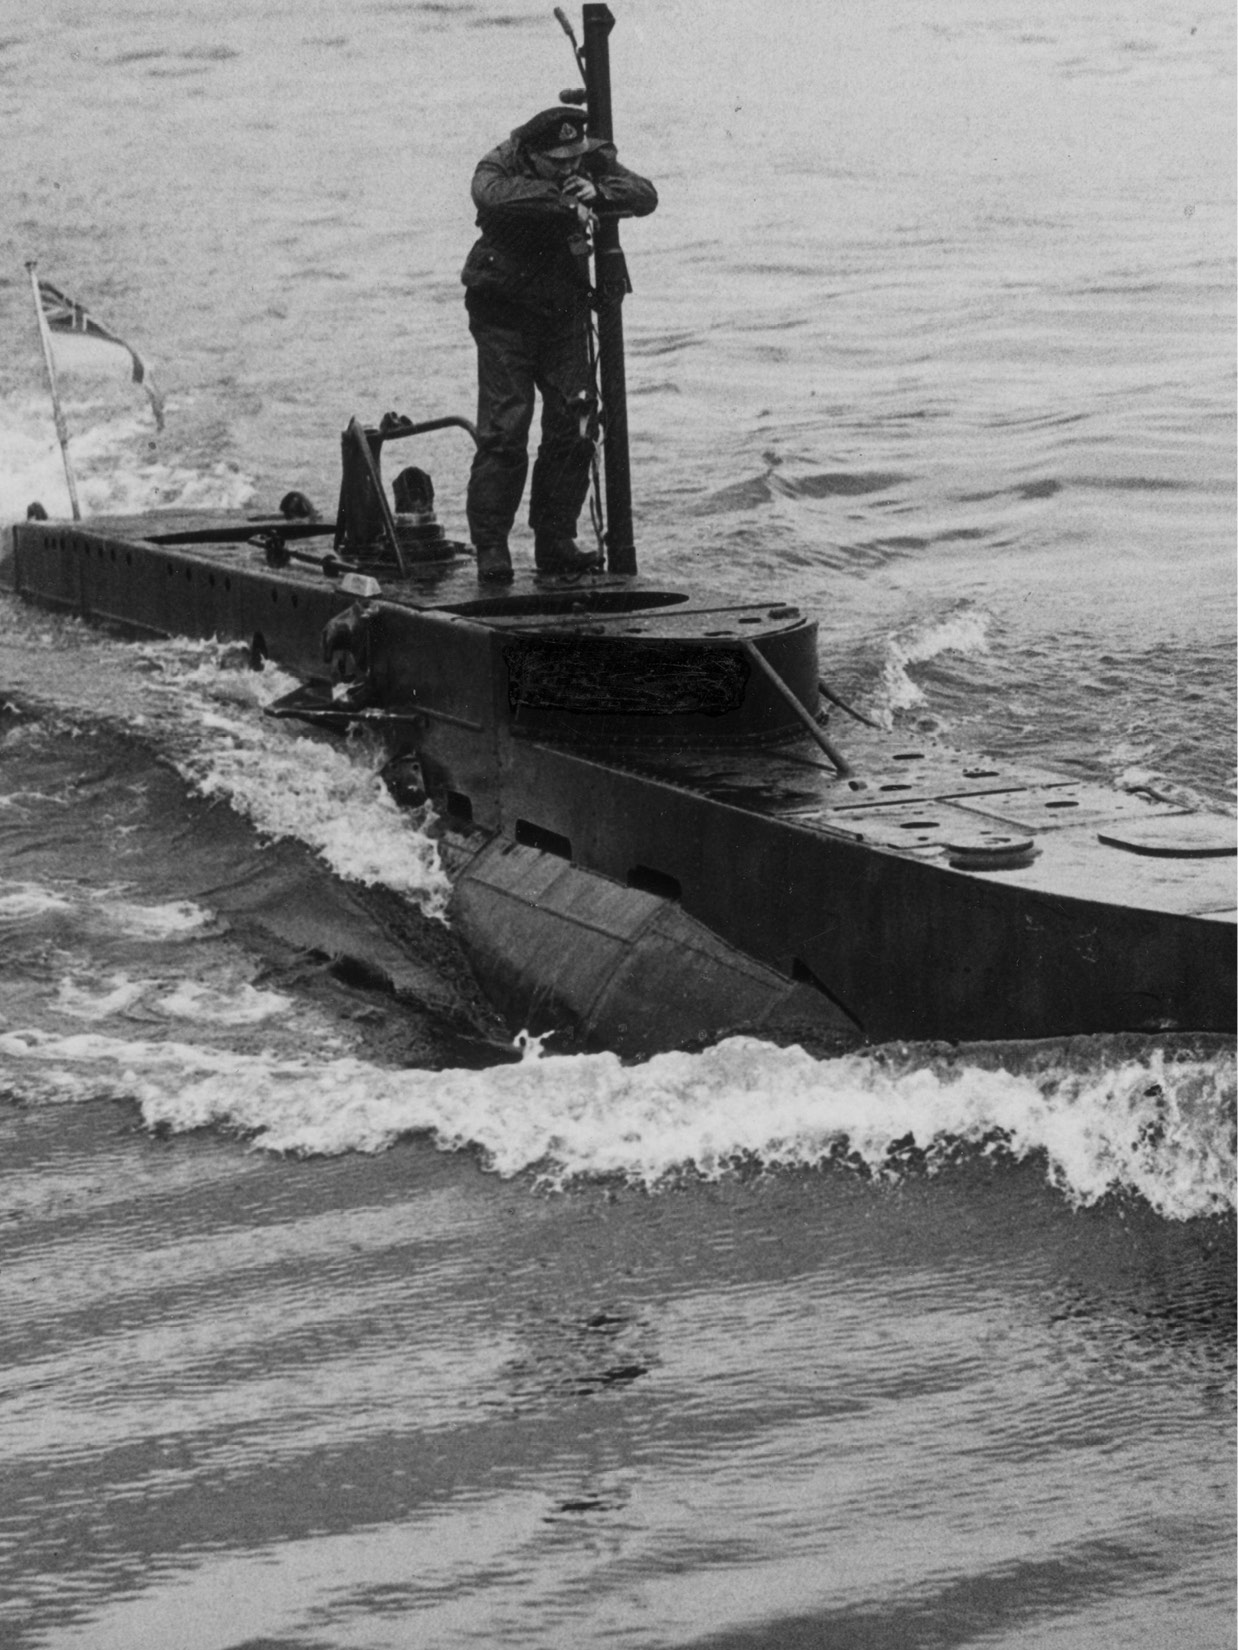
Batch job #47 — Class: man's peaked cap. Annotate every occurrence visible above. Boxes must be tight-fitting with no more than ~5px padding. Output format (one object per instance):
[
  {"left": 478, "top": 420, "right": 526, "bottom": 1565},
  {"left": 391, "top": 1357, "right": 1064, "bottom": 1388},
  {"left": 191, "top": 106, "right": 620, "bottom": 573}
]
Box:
[{"left": 512, "top": 106, "right": 605, "bottom": 157}]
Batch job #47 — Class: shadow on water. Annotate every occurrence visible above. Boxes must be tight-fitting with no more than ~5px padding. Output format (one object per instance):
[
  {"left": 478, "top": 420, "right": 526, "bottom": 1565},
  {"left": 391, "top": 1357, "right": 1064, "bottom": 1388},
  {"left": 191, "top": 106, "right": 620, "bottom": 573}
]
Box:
[
  {"left": 686, "top": 1537, "right": 1195, "bottom": 1650},
  {"left": 694, "top": 470, "right": 912, "bottom": 516}
]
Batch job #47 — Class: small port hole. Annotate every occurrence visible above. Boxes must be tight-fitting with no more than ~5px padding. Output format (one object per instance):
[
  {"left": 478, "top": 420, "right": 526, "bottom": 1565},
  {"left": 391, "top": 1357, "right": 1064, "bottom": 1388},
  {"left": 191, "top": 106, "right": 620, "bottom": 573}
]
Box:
[
  {"left": 516, "top": 820, "right": 571, "bottom": 858},
  {"left": 445, "top": 791, "right": 473, "bottom": 822},
  {"left": 627, "top": 865, "right": 681, "bottom": 900}
]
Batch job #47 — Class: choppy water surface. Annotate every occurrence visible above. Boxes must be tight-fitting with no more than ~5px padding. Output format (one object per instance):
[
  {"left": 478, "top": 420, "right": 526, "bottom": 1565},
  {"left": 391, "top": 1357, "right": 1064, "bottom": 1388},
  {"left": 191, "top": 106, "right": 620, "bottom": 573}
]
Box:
[{"left": 1, "top": 0, "right": 1235, "bottom": 1645}]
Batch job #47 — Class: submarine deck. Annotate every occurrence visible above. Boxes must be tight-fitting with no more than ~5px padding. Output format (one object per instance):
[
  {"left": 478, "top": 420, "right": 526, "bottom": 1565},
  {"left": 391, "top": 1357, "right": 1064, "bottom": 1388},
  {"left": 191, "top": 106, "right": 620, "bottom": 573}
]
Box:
[
  {"left": 592, "top": 730, "right": 1236, "bottom": 922},
  {"left": 7, "top": 510, "right": 1235, "bottom": 925}
]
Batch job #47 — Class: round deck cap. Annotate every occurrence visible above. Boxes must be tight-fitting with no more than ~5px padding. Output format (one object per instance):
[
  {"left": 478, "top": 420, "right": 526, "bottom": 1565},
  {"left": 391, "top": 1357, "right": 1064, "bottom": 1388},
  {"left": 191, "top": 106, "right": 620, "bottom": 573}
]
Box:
[{"left": 946, "top": 834, "right": 1039, "bottom": 871}]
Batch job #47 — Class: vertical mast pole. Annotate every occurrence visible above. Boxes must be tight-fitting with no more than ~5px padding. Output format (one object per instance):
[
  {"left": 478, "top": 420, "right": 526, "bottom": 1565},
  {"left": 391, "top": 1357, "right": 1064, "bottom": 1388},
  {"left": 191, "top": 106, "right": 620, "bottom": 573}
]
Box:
[
  {"left": 581, "top": 3, "right": 636, "bottom": 575},
  {"left": 26, "top": 260, "right": 82, "bottom": 521}
]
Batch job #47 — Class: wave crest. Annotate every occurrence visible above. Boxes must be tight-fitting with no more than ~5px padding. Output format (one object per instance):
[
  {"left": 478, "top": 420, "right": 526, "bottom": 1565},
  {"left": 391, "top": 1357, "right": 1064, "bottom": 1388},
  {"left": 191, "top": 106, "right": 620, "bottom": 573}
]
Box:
[{"left": 0, "top": 1029, "right": 1230, "bottom": 1221}]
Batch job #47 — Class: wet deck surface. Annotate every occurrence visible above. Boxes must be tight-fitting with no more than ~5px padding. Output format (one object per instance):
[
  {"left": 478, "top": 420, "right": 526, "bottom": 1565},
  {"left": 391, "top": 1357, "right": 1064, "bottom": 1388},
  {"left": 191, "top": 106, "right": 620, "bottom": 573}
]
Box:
[
  {"left": 616, "top": 731, "right": 1237, "bottom": 920},
  {"left": 68, "top": 514, "right": 691, "bottom": 616}
]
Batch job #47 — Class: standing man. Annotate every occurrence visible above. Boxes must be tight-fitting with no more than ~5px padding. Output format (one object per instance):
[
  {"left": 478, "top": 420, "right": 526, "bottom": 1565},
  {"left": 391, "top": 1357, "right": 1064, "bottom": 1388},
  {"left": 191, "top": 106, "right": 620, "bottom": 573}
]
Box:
[{"left": 461, "top": 106, "right": 657, "bottom": 583}]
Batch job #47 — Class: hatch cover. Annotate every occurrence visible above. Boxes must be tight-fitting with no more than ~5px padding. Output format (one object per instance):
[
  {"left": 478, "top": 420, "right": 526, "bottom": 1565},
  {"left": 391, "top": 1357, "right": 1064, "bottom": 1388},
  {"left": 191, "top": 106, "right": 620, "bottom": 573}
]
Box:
[
  {"left": 943, "top": 784, "right": 1187, "bottom": 835},
  {"left": 804, "top": 800, "right": 1011, "bottom": 851},
  {"left": 1097, "top": 816, "right": 1236, "bottom": 859}
]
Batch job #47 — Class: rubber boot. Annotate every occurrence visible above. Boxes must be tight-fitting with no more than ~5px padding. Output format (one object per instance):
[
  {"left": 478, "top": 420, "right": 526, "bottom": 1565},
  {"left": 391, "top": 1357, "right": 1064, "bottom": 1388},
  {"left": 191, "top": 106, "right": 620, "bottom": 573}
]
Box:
[
  {"left": 533, "top": 535, "right": 602, "bottom": 576},
  {"left": 476, "top": 542, "right": 514, "bottom": 584}
]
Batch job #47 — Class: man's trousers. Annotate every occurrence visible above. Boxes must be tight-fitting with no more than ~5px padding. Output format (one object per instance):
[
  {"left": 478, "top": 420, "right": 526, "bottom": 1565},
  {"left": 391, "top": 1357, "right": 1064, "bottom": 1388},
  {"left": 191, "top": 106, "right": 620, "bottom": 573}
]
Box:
[{"left": 465, "top": 297, "right": 595, "bottom": 550}]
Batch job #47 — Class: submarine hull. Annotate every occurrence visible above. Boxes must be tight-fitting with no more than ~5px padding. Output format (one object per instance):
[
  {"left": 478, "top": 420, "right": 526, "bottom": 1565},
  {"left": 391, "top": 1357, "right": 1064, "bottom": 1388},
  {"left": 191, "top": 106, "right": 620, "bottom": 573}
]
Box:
[{"left": 3, "top": 506, "right": 1232, "bottom": 1053}]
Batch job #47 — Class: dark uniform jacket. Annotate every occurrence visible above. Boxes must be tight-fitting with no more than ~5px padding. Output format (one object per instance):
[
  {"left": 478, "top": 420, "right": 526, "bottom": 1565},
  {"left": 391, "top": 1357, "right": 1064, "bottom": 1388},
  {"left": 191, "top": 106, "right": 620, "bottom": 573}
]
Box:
[{"left": 461, "top": 135, "right": 657, "bottom": 322}]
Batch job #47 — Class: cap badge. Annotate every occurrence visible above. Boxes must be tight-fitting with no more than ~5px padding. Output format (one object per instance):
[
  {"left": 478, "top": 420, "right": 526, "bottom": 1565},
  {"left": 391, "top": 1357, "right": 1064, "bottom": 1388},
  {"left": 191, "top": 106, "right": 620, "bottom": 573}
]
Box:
[{"left": 559, "top": 122, "right": 577, "bottom": 141}]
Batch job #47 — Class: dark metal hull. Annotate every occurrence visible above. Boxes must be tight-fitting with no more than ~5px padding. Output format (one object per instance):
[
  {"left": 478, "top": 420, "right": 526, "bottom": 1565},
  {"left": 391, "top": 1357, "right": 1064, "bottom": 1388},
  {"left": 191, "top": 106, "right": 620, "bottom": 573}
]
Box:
[{"left": 3, "top": 508, "right": 1234, "bottom": 1054}]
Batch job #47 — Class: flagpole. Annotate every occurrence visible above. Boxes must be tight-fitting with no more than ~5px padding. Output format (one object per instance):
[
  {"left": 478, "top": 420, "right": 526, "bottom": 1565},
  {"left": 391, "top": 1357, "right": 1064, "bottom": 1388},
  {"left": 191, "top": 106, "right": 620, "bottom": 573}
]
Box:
[{"left": 26, "top": 259, "right": 82, "bottom": 521}]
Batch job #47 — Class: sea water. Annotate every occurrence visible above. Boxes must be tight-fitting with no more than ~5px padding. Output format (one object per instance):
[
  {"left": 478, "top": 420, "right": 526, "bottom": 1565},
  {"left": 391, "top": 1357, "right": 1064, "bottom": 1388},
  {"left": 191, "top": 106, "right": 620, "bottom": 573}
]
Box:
[{"left": 0, "top": 1, "right": 1234, "bottom": 1645}]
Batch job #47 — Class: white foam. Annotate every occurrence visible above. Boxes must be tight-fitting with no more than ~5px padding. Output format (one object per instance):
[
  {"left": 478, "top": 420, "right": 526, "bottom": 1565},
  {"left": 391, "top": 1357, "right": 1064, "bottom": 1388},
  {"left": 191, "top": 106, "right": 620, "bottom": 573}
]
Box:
[
  {"left": 55, "top": 976, "right": 155, "bottom": 1022},
  {"left": 153, "top": 980, "right": 292, "bottom": 1025},
  {"left": 0, "top": 1028, "right": 1230, "bottom": 1221},
  {"left": 131, "top": 640, "right": 451, "bottom": 915},
  {"left": 0, "top": 878, "right": 217, "bottom": 939},
  {"left": 52, "top": 973, "right": 291, "bottom": 1026},
  {"left": 0, "top": 399, "right": 88, "bottom": 523},
  {"left": 93, "top": 895, "right": 219, "bottom": 940},
  {"left": 877, "top": 602, "right": 993, "bottom": 719},
  {"left": 1113, "top": 761, "right": 1231, "bottom": 819},
  {"left": 0, "top": 789, "right": 69, "bottom": 810},
  {"left": 0, "top": 396, "right": 253, "bottom": 524},
  {"left": 0, "top": 880, "right": 74, "bottom": 920},
  {"left": 3, "top": 616, "right": 449, "bottom": 919}
]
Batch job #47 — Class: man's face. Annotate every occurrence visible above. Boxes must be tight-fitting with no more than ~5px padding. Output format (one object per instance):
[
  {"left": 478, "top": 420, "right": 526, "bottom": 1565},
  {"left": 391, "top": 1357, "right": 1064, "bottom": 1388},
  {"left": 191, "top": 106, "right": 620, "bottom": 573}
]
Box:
[{"left": 530, "top": 150, "right": 583, "bottom": 182}]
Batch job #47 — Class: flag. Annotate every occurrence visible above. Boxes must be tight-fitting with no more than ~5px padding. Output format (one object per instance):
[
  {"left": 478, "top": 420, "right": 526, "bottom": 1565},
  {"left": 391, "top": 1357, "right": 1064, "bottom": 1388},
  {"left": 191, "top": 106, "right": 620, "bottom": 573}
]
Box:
[{"left": 36, "top": 279, "right": 165, "bottom": 429}]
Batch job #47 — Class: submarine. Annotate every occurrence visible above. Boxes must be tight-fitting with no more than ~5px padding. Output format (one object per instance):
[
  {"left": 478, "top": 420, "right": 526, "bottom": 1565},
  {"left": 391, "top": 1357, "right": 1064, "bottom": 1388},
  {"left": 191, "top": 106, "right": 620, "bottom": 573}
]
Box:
[{"left": 3, "top": 5, "right": 1234, "bottom": 1059}]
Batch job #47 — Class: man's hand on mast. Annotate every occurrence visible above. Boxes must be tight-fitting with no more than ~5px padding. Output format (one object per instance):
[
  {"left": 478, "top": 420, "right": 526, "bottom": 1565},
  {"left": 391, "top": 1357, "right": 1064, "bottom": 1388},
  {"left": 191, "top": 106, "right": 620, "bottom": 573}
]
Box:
[{"left": 561, "top": 173, "right": 598, "bottom": 204}]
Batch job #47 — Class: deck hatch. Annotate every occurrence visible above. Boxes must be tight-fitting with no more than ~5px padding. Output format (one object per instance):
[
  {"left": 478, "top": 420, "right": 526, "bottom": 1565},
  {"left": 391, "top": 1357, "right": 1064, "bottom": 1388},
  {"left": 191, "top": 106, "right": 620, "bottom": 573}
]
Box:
[
  {"left": 799, "top": 801, "right": 1012, "bottom": 851},
  {"left": 942, "top": 785, "right": 1191, "bottom": 834},
  {"left": 1097, "top": 817, "right": 1237, "bottom": 859}
]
